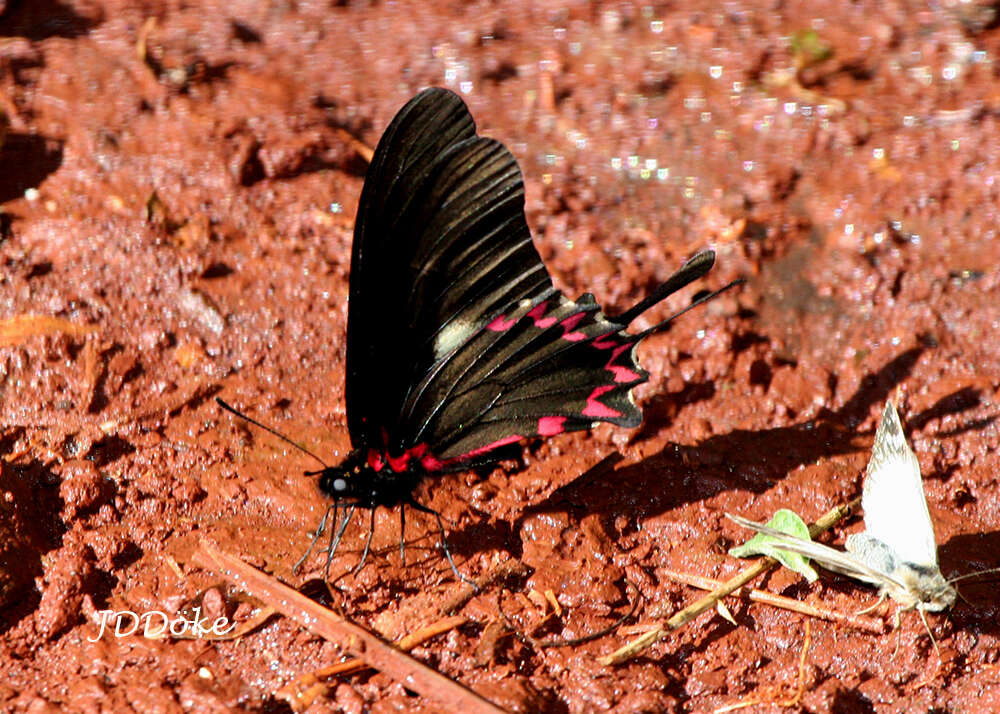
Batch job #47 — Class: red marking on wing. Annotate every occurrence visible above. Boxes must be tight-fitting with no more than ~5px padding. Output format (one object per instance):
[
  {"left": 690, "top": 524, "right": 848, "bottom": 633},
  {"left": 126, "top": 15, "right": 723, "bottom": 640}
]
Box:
[
  {"left": 372, "top": 434, "right": 527, "bottom": 474},
  {"left": 387, "top": 452, "right": 412, "bottom": 472},
  {"left": 487, "top": 313, "right": 516, "bottom": 331},
  {"left": 537, "top": 416, "right": 567, "bottom": 436},
  {"left": 526, "top": 301, "right": 557, "bottom": 329},
  {"left": 582, "top": 385, "right": 622, "bottom": 418}
]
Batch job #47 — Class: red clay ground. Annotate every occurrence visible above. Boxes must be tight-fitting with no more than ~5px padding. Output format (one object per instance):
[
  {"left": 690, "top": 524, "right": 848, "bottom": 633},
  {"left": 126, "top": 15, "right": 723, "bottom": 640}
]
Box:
[{"left": 1, "top": 1, "right": 999, "bottom": 712}]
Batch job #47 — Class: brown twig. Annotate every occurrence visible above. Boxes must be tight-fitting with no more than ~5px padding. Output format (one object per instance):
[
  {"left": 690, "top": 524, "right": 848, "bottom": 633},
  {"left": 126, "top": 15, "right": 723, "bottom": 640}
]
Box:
[
  {"left": 599, "top": 497, "right": 860, "bottom": 665},
  {"left": 333, "top": 127, "right": 374, "bottom": 163},
  {"left": 196, "top": 541, "right": 506, "bottom": 714},
  {"left": 659, "top": 568, "right": 884, "bottom": 634},
  {"left": 0, "top": 315, "right": 96, "bottom": 347}
]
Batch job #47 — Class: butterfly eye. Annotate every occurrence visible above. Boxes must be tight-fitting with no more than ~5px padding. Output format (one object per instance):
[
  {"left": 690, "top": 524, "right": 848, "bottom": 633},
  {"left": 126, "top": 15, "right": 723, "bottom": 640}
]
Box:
[{"left": 333, "top": 478, "right": 347, "bottom": 492}]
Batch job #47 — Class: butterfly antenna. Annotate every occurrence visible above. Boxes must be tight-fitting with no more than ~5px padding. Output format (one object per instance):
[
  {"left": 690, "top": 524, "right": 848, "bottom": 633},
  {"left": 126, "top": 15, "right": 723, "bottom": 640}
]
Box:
[
  {"left": 399, "top": 506, "right": 407, "bottom": 566},
  {"left": 946, "top": 566, "right": 1000, "bottom": 585},
  {"left": 215, "top": 397, "right": 329, "bottom": 470}
]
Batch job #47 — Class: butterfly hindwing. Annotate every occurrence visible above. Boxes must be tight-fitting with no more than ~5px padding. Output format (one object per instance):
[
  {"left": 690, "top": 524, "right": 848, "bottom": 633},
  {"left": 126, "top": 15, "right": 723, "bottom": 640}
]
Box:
[{"left": 405, "top": 293, "right": 651, "bottom": 461}]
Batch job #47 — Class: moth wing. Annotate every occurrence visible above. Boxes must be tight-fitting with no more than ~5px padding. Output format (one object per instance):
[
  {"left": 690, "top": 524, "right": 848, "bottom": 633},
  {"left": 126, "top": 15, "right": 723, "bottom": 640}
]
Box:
[
  {"left": 347, "top": 88, "right": 554, "bottom": 451},
  {"left": 726, "top": 513, "right": 905, "bottom": 590},
  {"left": 860, "top": 401, "right": 940, "bottom": 568}
]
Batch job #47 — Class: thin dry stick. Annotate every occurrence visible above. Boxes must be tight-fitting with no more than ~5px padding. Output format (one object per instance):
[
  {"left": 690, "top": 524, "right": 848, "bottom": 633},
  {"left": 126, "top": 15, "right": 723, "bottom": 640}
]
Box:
[
  {"left": 276, "top": 615, "right": 468, "bottom": 711},
  {"left": 196, "top": 541, "right": 506, "bottom": 714},
  {"left": 599, "top": 497, "right": 860, "bottom": 665},
  {"left": 660, "top": 568, "right": 884, "bottom": 634}
]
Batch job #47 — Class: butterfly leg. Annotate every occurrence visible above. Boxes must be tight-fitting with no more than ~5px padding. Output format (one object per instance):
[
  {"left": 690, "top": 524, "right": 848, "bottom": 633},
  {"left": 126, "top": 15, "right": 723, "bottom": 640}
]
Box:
[
  {"left": 399, "top": 505, "right": 406, "bottom": 566},
  {"left": 916, "top": 606, "right": 943, "bottom": 661},
  {"left": 855, "top": 591, "right": 887, "bottom": 616},
  {"left": 406, "top": 499, "right": 477, "bottom": 589},
  {"left": 293, "top": 502, "right": 336, "bottom": 574},
  {"left": 355, "top": 507, "right": 377, "bottom": 574},
  {"left": 323, "top": 503, "right": 357, "bottom": 581}
]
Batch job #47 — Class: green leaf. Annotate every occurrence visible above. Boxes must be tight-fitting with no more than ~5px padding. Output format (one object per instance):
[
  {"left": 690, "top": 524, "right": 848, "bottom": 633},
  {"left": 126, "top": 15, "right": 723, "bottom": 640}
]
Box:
[{"left": 728, "top": 509, "right": 819, "bottom": 582}]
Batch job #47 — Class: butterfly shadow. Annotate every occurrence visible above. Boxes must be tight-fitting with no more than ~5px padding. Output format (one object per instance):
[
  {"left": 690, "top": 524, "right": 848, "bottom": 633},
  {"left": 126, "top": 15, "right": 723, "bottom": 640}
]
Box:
[
  {"left": 0, "top": 0, "right": 99, "bottom": 39},
  {"left": 519, "top": 347, "right": 932, "bottom": 528},
  {"left": 0, "top": 132, "right": 64, "bottom": 204},
  {"left": 939, "top": 529, "right": 1000, "bottom": 638},
  {"left": 517, "top": 345, "right": 989, "bottom": 547},
  {"left": 0, "top": 457, "right": 65, "bottom": 635}
]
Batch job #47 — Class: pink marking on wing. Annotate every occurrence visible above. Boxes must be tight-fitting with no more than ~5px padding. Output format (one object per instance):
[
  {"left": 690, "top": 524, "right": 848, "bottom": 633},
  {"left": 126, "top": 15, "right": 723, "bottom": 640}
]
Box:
[
  {"left": 560, "top": 311, "right": 587, "bottom": 341},
  {"left": 459, "top": 434, "right": 523, "bottom": 460},
  {"left": 527, "top": 301, "right": 557, "bottom": 329},
  {"left": 560, "top": 312, "right": 586, "bottom": 330},
  {"left": 420, "top": 453, "right": 448, "bottom": 471},
  {"left": 609, "top": 365, "right": 641, "bottom": 382},
  {"left": 367, "top": 450, "right": 385, "bottom": 471},
  {"left": 537, "top": 416, "right": 567, "bottom": 436},
  {"left": 487, "top": 313, "right": 516, "bottom": 331},
  {"left": 582, "top": 385, "right": 622, "bottom": 418},
  {"left": 607, "top": 343, "right": 641, "bottom": 382},
  {"left": 592, "top": 337, "right": 619, "bottom": 349}
]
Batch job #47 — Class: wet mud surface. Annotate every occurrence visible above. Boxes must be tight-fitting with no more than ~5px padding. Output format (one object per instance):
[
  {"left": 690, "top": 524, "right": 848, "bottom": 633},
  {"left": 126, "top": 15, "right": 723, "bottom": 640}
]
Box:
[{"left": 1, "top": 1, "right": 999, "bottom": 712}]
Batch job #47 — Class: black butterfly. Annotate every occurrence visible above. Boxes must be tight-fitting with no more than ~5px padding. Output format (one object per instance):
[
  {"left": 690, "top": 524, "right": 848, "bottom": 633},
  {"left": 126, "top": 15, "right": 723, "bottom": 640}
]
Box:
[{"left": 220, "top": 87, "right": 736, "bottom": 582}]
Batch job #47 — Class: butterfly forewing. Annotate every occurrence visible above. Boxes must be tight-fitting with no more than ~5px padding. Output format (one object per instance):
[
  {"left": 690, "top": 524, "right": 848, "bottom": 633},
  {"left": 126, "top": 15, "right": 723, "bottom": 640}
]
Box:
[
  {"left": 859, "top": 401, "right": 939, "bottom": 568},
  {"left": 347, "top": 89, "right": 553, "bottom": 451}
]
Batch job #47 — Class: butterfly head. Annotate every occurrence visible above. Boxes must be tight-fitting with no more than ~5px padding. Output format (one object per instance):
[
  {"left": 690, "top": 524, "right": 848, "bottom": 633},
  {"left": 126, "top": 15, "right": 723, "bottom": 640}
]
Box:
[
  {"left": 314, "top": 448, "right": 422, "bottom": 509},
  {"left": 314, "top": 449, "right": 373, "bottom": 504},
  {"left": 894, "top": 563, "right": 957, "bottom": 612}
]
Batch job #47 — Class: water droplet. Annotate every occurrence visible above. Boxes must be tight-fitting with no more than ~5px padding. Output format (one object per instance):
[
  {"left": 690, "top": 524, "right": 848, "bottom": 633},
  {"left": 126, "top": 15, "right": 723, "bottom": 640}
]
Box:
[{"left": 709, "top": 65, "right": 723, "bottom": 79}]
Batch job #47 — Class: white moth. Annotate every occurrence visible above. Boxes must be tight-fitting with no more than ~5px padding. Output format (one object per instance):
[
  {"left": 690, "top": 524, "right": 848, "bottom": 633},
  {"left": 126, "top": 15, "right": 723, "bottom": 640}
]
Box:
[{"left": 728, "top": 400, "right": 956, "bottom": 628}]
